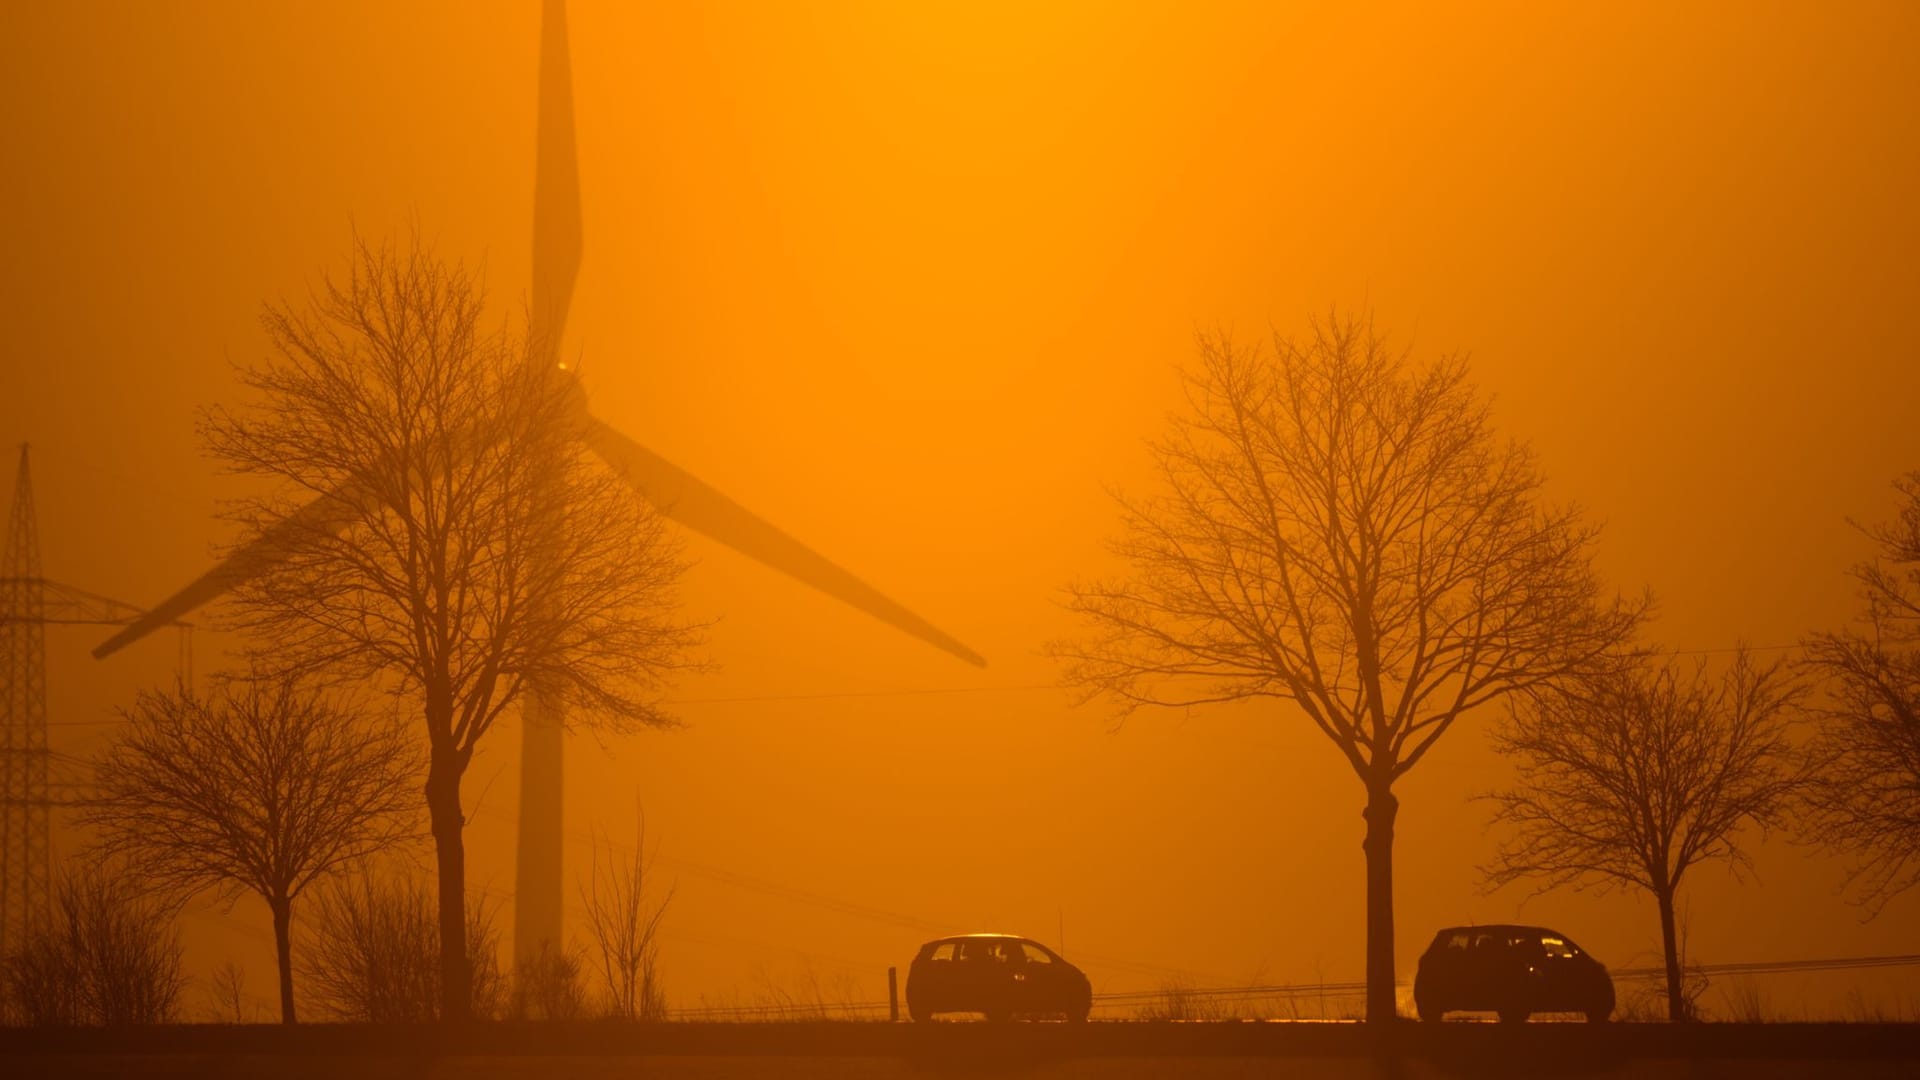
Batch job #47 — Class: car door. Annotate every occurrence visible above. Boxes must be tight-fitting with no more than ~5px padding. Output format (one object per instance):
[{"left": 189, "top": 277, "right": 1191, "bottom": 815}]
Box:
[
  {"left": 1426, "top": 930, "right": 1471, "bottom": 1001},
  {"left": 1466, "top": 931, "right": 1505, "bottom": 1008},
  {"left": 957, "top": 938, "right": 1020, "bottom": 1015},
  {"left": 983, "top": 939, "right": 1025, "bottom": 1014},
  {"left": 953, "top": 939, "right": 993, "bottom": 1009},
  {"left": 1016, "top": 941, "right": 1062, "bottom": 1011},
  {"left": 918, "top": 941, "right": 960, "bottom": 1010},
  {"left": 1531, "top": 932, "right": 1584, "bottom": 1009}
]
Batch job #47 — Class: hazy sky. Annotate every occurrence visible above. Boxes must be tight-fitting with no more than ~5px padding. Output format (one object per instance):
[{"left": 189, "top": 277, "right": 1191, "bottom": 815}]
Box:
[{"left": 3, "top": 1, "right": 1918, "bottom": 1018}]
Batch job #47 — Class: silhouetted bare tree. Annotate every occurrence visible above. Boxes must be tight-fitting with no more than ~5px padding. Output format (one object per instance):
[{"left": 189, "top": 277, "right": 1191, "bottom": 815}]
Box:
[
  {"left": 1, "top": 862, "right": 185, "bottom": 1026},
  {"left": 205, "top": 959, "right": 253, "bottom": 1023},
  {"left": 81, "top": 673, "right": 416, "bottom": 1023},
  {"left": 1804, "top": 472, "right": 1920, "bottom": 912},
  {"left": 1481, "top": 650, "right": 1805, "bottom": 1021},
  {"left": 299, "top": 870, "right": 503, "bottom": 1022},
  {"left": 1053, "top": 313, "right": 1645, "bottom": 1023},
  {"left": 202, "top": 236, "right": 698, "bottom": 1019},
  {"left": 579, "top": 814, "right": 672, "bottom": 1020}
]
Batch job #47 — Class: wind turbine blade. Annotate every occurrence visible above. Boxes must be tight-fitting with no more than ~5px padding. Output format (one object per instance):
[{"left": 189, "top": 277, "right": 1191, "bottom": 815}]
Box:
[
  {"left": 582, "top": 415, "right": 987, "bottom": 668},
  {"left": 530, "top": 0, "right": 582, "bottom": 366},
  {"left": 91, "top": 485, "right": 363, "bottom": 659}
]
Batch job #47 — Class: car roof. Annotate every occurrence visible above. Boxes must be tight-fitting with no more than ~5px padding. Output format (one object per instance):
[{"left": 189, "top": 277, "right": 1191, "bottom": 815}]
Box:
[
  {"left": 921, "top": 926, "right": 1059, "bottom": 941},
  {"left": 1434, "top": 924, "right": 1567, "bottom": 937}
]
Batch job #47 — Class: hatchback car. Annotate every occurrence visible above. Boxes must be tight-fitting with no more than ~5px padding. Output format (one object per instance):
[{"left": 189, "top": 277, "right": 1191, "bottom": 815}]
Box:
[
  {"left": 906, "top": 934, "right": 1093, "bottom": 1022},
  {"left": 1413, "top": 925, "right": 1614, "bottom": 1023}
]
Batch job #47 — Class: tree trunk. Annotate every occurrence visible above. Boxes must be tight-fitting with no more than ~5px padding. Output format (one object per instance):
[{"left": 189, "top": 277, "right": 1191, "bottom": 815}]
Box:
[
  {"left": 270, "top": 894, "right": 296, "bottom": 1024},
  {"left": 1656, "top": 885, "right": 1684, "bottom": 1022},
  {"left": 427, "top": 746, "right": 472, "bottom": 1023},
  {"left": 1362, "top": 779, "right": 1400, "bottom": 1025}
]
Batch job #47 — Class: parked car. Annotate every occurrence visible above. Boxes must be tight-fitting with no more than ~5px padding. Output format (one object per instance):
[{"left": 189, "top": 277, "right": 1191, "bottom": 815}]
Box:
[
  {"left": 906, "top": 934, "right": 1093, "bottom": 1022},
  {"left": 1413, "top": 925, "right": 1614, "bottom": 1023}
]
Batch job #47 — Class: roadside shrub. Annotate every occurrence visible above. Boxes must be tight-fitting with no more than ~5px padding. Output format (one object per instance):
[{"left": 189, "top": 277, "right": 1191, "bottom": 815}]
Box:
[
  {"left": 510, "top": 941, "right": 589, "bottom": 1020},
  {"left": 299, "top": 872, "right": 501, "bottom": 1021},
  {"left": 1, "top": 863, "right": 184, "bottom": 1025}
]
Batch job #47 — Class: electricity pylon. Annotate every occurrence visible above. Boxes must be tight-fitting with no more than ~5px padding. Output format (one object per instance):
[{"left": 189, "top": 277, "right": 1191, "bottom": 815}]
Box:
[
  {"left": 0, "top": 444, "right": 48, "bottom": 959},
  {"left": 1, "top": 444, "right": 191, "bottom": 958}
]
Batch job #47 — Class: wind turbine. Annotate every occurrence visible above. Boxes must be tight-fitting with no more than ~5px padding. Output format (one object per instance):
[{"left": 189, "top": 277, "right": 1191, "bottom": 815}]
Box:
[{"left": 94, "top": 0, "right": 984, "bottom": 967}]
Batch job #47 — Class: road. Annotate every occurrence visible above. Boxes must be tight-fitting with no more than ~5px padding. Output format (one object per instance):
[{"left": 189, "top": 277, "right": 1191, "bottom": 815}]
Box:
[{"left": 3, "top": 1021, "right": 1915, "bottom": 1078}]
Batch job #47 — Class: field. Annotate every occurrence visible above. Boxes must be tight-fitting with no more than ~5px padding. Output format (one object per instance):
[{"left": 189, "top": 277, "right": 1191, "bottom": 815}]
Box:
[{"left": 4, "top": 1021, "right": 1918, "bottom": 1079}]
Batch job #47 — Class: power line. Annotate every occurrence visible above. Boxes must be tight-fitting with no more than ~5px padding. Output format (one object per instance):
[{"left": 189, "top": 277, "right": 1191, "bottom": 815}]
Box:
[{"left": 1614, "top": 953, "right": 1920, "bottom": 980}]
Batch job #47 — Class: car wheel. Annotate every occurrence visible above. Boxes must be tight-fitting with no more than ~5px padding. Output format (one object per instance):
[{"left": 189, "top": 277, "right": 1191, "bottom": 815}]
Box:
[
  {"left": 1068, "top": 1004, "right": 1091, "bottom": 1023},
  {"left": 982, "top": 1006, "right": 1011, "bottom": 1024},
  {"left": 908, "top": 1003, "right": 931, "bottom": 1023},
  {"left": 1497, "top": 1006, "right": 1530, "bottom": 1024},
  {"left": 1415, "top": 995, "right": 1443, "bottom": 1022},
  {"left": 1586, "top": 1004, "right": 1612, "bottom": 1024}
]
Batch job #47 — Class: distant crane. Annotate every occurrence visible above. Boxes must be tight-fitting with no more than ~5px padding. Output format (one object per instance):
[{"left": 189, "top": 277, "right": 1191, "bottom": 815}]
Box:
[
  {"left": 1, "top": 444, "right": 191, "bottom": 958},
  {"left": 90, "top": 0, "right": 982, "bottom": 970}
]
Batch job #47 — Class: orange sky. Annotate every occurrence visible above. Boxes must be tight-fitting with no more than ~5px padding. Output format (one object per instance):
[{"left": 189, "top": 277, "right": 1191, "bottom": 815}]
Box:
[{"left": 3, "top": 0, "right": 1919, "bottom": 1018}]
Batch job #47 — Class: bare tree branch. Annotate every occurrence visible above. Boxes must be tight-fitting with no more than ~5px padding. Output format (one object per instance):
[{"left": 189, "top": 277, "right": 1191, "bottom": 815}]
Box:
[
  {"left": 580, "top": 806, "right": 673, "bottom": 1020},
  {"left": 1049, "top": 310, "right": 1647, "bottom": 1024},
  {"left": 197, "top": 235, "right": 702, "bottom": 1020},
  {"left": 1478, "top": 650, "right": 1808, "bottom": 1020},
  {"left": 298, "top": 869, "right": 503, "bottom": 1022},
  {"left": 81, "top": 670, "right": 419, "bottom": 1023},
  {"left": 1802, "top": 471, "right": 1920, "bottom": 913}
]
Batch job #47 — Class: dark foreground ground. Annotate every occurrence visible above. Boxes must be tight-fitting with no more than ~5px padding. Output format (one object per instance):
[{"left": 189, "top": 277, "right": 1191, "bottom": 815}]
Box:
[{"left": 3, "top": 1021, "right": 1916, "bottom": 1079}]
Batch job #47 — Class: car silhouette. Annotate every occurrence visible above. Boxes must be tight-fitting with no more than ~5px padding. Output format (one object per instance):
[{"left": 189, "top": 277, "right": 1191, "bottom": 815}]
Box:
[
  {"left": 1413, "top": 925, "right": 1614, "bottom": 1023},
  {"left": 906, "top": 934, "right": 1093, "bottom": 1022}
]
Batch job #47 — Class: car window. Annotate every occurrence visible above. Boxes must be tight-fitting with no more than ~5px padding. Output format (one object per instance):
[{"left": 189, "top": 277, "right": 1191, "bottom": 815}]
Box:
[
  {"left": 1020, "top": 943, "right": 1054, "bottom": 965},
  {"left": 1446, "top": 932, "right": 1470, "bottom": 952},
  {"left": 1539, "top": 935, "right": 1577, "bottom": 958},
  {"left": 928, "top": 943, "right": 958, "bottom": 962},
  {"left": 960, "top": 939, "right": 1014, "bottom": 963}
]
